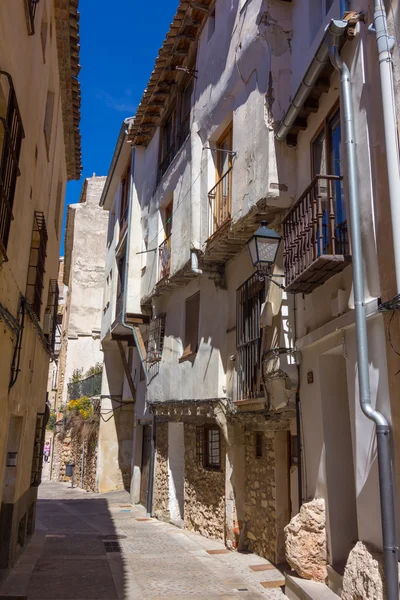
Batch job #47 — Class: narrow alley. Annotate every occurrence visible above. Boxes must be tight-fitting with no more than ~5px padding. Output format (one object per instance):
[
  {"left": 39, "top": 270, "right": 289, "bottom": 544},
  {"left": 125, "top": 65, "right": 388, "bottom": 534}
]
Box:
[{"left": 0, "top": 479, "right": 286, "bottom": 600}]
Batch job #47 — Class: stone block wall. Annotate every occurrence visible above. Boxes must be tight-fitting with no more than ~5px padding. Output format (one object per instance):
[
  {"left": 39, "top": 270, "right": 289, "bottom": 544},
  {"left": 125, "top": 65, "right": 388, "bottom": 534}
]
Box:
[
  {"left": 184, "top": 423, "right": 225, "bottom": 541},
  {"left": 244, "top": 429, "right": 278, "bottom": 562},
  {"left": 51, "top": 422, "right": 98, "bottom": 492},
  {"left": 153, "top": 422, "right": 170, "bottom": 521}
]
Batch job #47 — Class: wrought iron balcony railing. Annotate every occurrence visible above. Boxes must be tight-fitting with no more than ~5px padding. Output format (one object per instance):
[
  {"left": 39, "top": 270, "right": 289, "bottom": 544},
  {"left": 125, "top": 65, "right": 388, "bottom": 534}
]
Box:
[
  {"left": 208, "top": 167, "right": 232, "bottom": 237},
  {"left": 158, "top": 235, "right": 171, "bottom": 281},
  {"left": 26, "top": 0, "right": 40, "bottom": 35},
  {"left": 283, "top": 175, "right": 351, "bottom": 294}
]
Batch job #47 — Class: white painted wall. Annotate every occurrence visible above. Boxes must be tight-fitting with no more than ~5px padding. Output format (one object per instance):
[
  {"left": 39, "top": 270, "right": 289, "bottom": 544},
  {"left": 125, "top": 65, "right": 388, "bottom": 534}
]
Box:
[{"left": 168, "top": 422, "right": 185, "bottom": 522}]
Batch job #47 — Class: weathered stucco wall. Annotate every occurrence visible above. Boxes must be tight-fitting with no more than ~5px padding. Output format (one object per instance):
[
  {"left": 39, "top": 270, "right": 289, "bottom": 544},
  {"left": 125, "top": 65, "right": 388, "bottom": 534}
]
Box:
[{"left": 184, "top": 423, "right": 225, "bottom": 540}]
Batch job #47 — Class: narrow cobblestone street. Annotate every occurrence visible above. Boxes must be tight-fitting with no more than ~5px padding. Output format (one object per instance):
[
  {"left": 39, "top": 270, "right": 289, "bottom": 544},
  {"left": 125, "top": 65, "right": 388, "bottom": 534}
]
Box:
[{"left": 0, "top": 479, "right": 287, "bottom": 600}]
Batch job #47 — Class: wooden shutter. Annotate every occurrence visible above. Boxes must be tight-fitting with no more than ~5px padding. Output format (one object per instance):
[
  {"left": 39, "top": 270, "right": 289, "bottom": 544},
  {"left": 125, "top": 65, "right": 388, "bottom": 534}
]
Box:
[{"left": 184, "top": 292, "right": 200, "bottom": 356}]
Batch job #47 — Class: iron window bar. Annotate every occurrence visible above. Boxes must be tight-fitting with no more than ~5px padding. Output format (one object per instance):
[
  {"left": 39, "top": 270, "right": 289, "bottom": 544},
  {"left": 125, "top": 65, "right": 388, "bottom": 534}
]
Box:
[
  {"left": 0, "top": 71, "right": 24, "bottom": 260},
  {"left": 26, "top": 211, "right": 48, "bottom": 320}
]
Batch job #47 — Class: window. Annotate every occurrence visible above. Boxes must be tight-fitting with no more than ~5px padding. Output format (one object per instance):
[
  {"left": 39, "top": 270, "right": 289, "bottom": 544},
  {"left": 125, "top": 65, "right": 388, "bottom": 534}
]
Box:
[
  {"left": 25, "top": 0, "right": 40, "bottom": 35},
  {"left": 208, "top": 8, "right": 216, "bottom": 39},
  {"left": 209, "top": 123, "right": 233, "bottom": 235},
  {"left": 177, "top": 81, "right": 193, "bottom": 145},
  {"left": 182, "top": 292, "right": 200, "bottom": 359},
  {"left": 146, "top": 314, "right": 166, "bottom": 366},
  {"left": 40, "top": 6, "right": 48, "bottom": 61},
  {"left": 311, "top": 107, "right": 347, "bottom": 254},
  {"left": 196, "top": 426, "right": 221, "bottom": 470},
  {"left": 31, "top": 411, "right": 46, "bottom": 487},
  {"left": 44, "top": 279, "right": 59, "bottom": 352},
  {"left": 115, "top": 253, "right": 126, "bottom": 321},
  {"left": 255, "top": 432, "right": 263, "bottom": 458},
  {"left": 26, "top": 211, "right": 48, "bottom": 319},
  {"left": 51, "top": 364, "right": 58, "bottom": 390},
  {"left": 43, "top": 90, "right": 55, "bottom": 158},
  {"left": 236, "top": 273, "right": 265, "bottom": 400},
  {"left": 119, "top": 162, "right": 130, "bottom": 238},
  {"left": 54, "top": 181, "right": 63, "bottom": 239},
  {"left": 107, "top": 204, "right": 116, "bottom": 247},
  {"left": 158, "top": 109, "right": 176, "bottom": 181},
  {"left": 0, "top": 71, "right": 24, "bottom": 258},
  {"left": 159, "top": 201, "right": 173, "bottom": 281}
]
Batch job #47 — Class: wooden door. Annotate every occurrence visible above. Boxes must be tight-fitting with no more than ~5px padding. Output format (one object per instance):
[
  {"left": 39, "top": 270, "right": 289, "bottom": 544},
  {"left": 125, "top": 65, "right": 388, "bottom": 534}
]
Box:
[{"left": 140, "top": 425, "right": 152, "bottom": 507}]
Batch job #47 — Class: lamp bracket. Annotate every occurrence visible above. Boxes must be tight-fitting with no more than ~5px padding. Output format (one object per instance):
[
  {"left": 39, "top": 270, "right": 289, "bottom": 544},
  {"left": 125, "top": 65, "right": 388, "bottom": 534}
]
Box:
[{"left": 256, "top": 268, "right": 285, "bottom": 289}]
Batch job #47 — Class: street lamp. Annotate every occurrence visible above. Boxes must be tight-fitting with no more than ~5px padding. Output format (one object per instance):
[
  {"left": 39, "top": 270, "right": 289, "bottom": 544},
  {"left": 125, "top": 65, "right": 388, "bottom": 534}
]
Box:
[{"left": 247, "top": 221, "right": 285, "bottom": 289}]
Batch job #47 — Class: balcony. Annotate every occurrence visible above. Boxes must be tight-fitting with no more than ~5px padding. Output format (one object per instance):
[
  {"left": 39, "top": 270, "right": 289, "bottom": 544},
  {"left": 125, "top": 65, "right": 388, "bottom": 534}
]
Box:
[
  {"left": 208, "top": 167, "right": 232, "bottom": 237},
  {"left": 283, "top": 175, "right": 351, "bottom": 294},
  {"left": 158, "top": 235, "right": 171, "bottom": 281}
]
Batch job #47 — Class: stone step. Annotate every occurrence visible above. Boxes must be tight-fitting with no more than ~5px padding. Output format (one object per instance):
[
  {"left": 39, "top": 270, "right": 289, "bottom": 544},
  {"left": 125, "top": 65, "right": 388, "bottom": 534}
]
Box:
[{"left": 285, "top": 574, "right": 340, "bottom": 600}]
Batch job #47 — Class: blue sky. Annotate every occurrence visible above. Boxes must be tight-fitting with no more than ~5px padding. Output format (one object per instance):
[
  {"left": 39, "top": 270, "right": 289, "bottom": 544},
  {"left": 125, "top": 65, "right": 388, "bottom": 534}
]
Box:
[{"left": 60, "top": 0, "right": 178, "bottom": 255}]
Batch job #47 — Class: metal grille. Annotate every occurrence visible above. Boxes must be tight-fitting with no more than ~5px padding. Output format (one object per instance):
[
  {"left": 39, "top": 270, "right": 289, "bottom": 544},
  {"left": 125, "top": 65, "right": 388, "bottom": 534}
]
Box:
[
  {"left": 44, "top": 279, "right": 59, "bottom": 352},
  {"left": 196, "top": 426, "right": 221, "bottom": 470},
  {"left": 146, "top": 314, "right": 166, "bottom": 366},
  {"left": 158, "top": 235, "right": 171, "bottom": 281},
  {"left": 236, "top": 273, "right": 265, "bottom": 401},
  {"left": 0, "top": 71, "right": 24, "bottom": 258},
  {"left": 67, "top": 373, "right": 102, "bottom": 400},
  {"left": 208, "top": 167, "right": 232, "bottom": 236},
  {"left": 26, "top": 0, "right": 40, "bottom": 35},
  {"left": 26, "top": 212, "right": 48, "bottom": 320},
  {"left": 31, "top": 410, "right": 46, "bottom": 487}
]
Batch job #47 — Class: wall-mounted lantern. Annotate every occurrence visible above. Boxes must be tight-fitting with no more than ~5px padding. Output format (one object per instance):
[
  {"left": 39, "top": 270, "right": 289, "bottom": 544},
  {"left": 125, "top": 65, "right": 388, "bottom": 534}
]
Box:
[{"left": 247, "top": 221, "right": 285, "bottom": 289}]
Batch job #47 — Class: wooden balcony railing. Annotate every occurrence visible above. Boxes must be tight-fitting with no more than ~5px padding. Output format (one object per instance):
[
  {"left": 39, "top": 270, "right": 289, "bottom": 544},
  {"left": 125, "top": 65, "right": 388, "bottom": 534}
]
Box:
[
  {"left": 283, "top": 175, "right": 351, "bottom": 294},
  {"left": 158, "top": 235, "right": 171, "bottom": 281},
  {"left": 208, "top": 167, "right": 232, "bottom": 237}
]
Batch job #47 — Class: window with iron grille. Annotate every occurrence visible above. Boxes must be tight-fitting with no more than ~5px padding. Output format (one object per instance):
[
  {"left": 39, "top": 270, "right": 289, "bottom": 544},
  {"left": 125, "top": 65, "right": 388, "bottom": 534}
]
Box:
[
  {"left": 26, "top": 211, "right": 48, "bottom": 320},
  {"left": 25, "top": 0, "right": 40, "bottom": 35},
  {"left": 146, "top": 314, "right": 166, "bottom": 366},
  {"left": 0, "top": 71, "right": 24, "bottom": 259},
  {"left": 236, "top": 273, "right": 265, "bottom": 401},
  {"left": 44, "top": 279, "right": 59, "bottom": 352},
  {"left": 31, "top": 410, "right": 46, "bottom": 487},
  {"left": 196, "top": 425, "right": 221, "bottom": 470}
]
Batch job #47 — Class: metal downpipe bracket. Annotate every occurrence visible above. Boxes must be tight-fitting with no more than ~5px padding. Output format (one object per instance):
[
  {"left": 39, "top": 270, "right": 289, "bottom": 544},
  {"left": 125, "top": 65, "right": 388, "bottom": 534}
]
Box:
[{"left": 329, "top": 36, "right": 398, "bottom": 598}]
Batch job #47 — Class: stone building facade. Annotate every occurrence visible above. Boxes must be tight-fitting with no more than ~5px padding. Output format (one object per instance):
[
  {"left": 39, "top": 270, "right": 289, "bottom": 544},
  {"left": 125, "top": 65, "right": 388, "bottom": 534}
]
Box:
[{"left": 0, "top": 0, "right": 81, "bottom": 569}]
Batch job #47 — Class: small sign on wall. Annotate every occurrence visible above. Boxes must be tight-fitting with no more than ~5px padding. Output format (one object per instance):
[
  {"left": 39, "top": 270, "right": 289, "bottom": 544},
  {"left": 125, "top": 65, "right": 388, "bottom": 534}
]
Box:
[{"left": 307, "top": 371, "right": 314, "bottom": 384}]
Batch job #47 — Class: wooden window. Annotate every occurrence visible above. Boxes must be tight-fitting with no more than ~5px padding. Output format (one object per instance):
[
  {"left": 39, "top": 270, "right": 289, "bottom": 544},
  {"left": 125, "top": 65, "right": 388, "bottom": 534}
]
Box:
[
  {"left": 115, "top": 253, "right": 126, "bottom": 321},
  {"left": 177, "top": 82, "right": 193, "bottom": 146},
  {"left": 26, "top": 211, "right": 48, "bottom": 320},
  {"left": 255, "top": 432, "right": 263, "bottom": 458},
  {"left": 146, "top": 314, "right": 166, "bottom": 366},
  {"left": 159, "top": 201, "right": 173, "bottom": 281},
  {"left": 44, "top": 90, "right": 55, "bottom": 158},
  {"left": 182, "top": 292, "right": 200, "bottom": 358},
  {"left": 0, "top": 71, "right": 24, "bottom": 259},
  {"left": 158, "top": 108, "right": 176, "bottom": 181},
  {"left": 44, "top": 279, "right": 59, "bottom": 352},
  {"left": 196, "top": 426, "right": 221, "bottom": 470},
  {"left": 236, "top": 273, "right": 265, "bottom": 401},
  {"left": 209, "top": 123, "right": 233, "bottom": 235},
  {"left": 119, "top": 162, "right": 130, "bottom": 238},
  {"left": 311, "top": 107, "right": 346, "bottom": 254}
]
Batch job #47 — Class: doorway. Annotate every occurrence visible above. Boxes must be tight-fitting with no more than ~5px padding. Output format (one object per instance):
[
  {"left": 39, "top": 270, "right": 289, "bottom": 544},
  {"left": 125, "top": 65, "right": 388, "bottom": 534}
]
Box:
[
  {"left": 168, "top": 422, "right": 184, "bottom": 524},
  {"left": 140, "top": 425, "right": 152, "bottom": 507},
  {"left": 319, "top": 351, "right": 358, "bottom": 568}
]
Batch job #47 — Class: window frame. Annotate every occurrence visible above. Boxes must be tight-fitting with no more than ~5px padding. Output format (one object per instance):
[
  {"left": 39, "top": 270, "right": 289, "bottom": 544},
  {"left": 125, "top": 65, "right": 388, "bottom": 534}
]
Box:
[
  {"left": 181, "top": 291, "right": 200, "bottom": 360},
  {"left": 0, "top": 71, "right": 25, "bottom": 259},
  {"left": 146, "top": 313, "right": 167, "bottom": 366},
  {"left": 196, "top": 425, "right": 221, "bottom": 471},
  {"left": 26, "top": 211, "right": 48, "bottom": 320},
  {"left": 119, "top": 162, "right": 131, "bottom": 239}
]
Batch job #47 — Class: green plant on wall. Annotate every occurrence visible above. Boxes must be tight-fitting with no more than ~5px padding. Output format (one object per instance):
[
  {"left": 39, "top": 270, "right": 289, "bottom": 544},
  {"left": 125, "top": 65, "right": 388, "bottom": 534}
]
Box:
[
  {"left": 70, "top": 368, "right": 83, "bottom": 384},
  {"left": 84, "top": 362, "right": 103, "bottom": 378}
]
